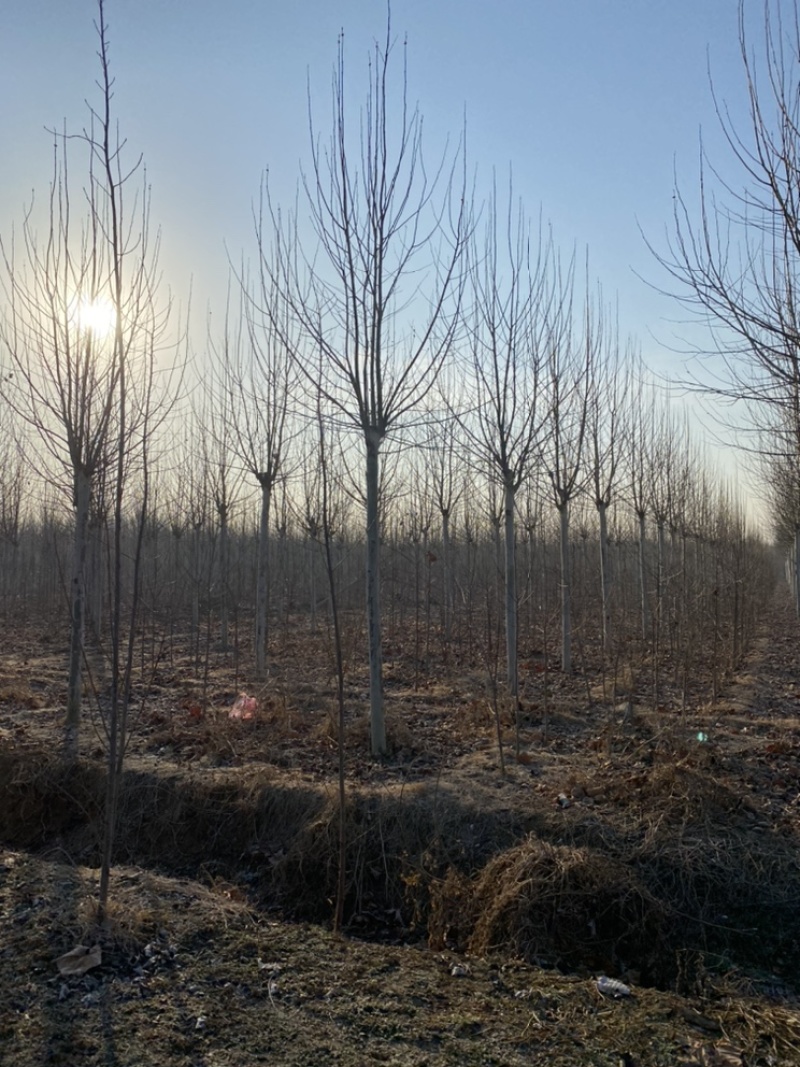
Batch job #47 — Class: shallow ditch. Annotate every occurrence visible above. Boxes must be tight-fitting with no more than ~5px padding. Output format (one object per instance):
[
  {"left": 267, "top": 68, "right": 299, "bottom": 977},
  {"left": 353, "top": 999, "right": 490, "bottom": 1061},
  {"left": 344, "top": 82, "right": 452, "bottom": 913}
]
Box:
[{"left": 1, "top": 744, "right": 798, "bottom": 995}]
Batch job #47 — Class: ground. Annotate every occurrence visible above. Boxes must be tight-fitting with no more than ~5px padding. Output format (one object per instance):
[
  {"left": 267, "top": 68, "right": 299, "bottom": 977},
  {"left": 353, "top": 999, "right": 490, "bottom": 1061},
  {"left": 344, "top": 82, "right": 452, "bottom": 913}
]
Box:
[{"left": 1, "top": 600, "right": 800, "bottom": 1065}]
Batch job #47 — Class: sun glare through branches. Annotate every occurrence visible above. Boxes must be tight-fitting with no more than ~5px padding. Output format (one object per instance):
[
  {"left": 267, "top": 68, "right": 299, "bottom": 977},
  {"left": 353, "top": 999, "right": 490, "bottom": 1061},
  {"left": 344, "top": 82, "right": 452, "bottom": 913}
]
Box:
[{"left": 73, "top": 296, "right": 117, "bottom": 340}]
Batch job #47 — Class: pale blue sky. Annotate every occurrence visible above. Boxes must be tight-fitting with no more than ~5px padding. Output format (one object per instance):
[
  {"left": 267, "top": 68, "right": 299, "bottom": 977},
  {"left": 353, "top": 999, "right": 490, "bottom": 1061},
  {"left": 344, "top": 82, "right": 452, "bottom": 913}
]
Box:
[{"left": 0, "top": 2, "right": 760, "bottom": 383}]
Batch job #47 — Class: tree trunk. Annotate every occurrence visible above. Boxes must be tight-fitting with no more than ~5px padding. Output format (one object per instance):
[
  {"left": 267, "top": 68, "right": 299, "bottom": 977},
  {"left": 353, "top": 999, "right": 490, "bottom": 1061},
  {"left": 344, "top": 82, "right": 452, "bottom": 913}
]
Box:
[
  {"left": 656, "top": 517, "right": 667, "bottom": 625},
  {"left": 637, "top": 509, "right": 649, "bottom": 641},
  {"left": 255, "top": 479, "right": 272, "bottom": 679},
  {"left": 65, "top": 468, "right": 92, "bottom": 761},
  {"left": 308, "top": 536, "right": 318, "bottom": 635},
  {"left": 598, "top": 500, "right": 612, "bottom": 653},
  {"left": 86, "top": 512, "right": 104, "bottom": 640},
  {"left": 99, "top": 424, "right": 126, "bottom": 927},
  {"left": 503, "top": 479, "right": 518, "bottom": 698},
  {"left": 558, "top": 500, "right": 572, "bottom": 675},
  {"left": 191, "top": 523, "right": 201, "bottom": 661},
  {"left": 441, "top": 508, "right": 453, "bottom": 650},
  {"left": 794, "top": 526, "right": 800, "bottom": 618},
  {"left": 219, "top": 504, "right": 229, "bottom": 652},
  {"left": 365, "top": 429, "right": 386, "bottom": 755}
]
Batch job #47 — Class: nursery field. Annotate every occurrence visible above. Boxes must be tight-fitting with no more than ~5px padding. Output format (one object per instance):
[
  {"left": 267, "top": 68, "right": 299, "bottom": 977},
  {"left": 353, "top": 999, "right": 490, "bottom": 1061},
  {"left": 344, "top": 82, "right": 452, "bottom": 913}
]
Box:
[
  {"left": 7, "top": 0, "right": 800, "bottom": 1062},
  {"left": 2, "top": 598, "right": 800, "bottom": 1066}
]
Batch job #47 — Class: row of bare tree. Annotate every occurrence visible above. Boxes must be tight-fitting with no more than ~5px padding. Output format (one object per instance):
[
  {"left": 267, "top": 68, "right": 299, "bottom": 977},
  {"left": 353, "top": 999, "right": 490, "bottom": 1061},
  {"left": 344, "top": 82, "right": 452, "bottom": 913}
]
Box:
[
  {"left": 0, "top": 2, "right": 793, "bottom": 766},
  {"left": 0, "top": 398, "right": 774, "bottom": 692}
]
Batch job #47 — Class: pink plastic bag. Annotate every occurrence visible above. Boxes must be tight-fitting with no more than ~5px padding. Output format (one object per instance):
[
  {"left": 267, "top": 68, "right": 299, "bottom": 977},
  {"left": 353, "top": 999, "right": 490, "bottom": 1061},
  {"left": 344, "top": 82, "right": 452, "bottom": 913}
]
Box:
[{"left": 229, "top": 692, "right": 257, "bottom": 720}]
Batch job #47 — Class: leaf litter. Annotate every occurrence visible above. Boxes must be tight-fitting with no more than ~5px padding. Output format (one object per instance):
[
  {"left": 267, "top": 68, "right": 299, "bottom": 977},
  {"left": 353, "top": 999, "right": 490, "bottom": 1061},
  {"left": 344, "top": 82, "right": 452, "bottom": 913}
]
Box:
[
  {"left": 3, "top": 602, "right": 800, "bottom": 1062},
  {"left": 2, "top": 847, "right": 799, "bottom": 1066}
]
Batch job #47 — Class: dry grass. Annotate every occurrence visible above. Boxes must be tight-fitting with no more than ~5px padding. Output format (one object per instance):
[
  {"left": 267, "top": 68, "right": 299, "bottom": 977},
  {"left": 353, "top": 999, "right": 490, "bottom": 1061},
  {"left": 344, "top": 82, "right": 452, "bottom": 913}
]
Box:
[
  {"left": 2, "top": 846, "right": 800, "bottom": 1067},
  {"left": 2, "top": 603, "right": 800, "bottom": 1062},
  {"left": 1, "top": 732, "right": 799, "bottom": 999},
  {"left": 466, "top": 839, "right": 669, "bottom": 975}
]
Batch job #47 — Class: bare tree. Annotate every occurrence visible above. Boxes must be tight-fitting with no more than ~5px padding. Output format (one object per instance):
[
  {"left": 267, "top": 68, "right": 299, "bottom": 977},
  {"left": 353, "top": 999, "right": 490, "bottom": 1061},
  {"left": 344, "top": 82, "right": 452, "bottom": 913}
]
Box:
[
  {"left": 201, "top": 392, "right": 233, "bottom": 653},
  {"left": 56, "top": 0, "right": 174, "bottom": 922},
  {"left": 161, "top": 424, "right": 193, "bottom": 639},
  {"left": 423, "top": 401, "right": 464, "bottom": 655},
  {"left": 587, "top": 322, "right": 631, "bottom": 654},
  {"left": 653, "top": 0, "right": 800, "bottom": 600},
  {"left": 162, "top": 407, "right": 211, "bottom": 664},
  {"left": 195, "top": 366, "right": 245, "bottom": 656},
  {"left": 257, "top": 18, "right": 467, "bottom": 753},
  {"left": 648, "top": 401, "right": 684, "bottom": 638},
  {"left": 0, "top": 404, "right": 26, "bottom": 613},
  {"left": 221, "top": 281, "right": 293, "bottom": 679},
  {"left": 457, "top": 181, "right": 552, "bottom": 701},
  {"left": 542, "top": 268, "right": 591, "bottom": 675},
  {"left": 627, "top": 365, "right": 655, "bottom": 641},
  {"left": 1, "top": 153, "right": 119, "bottom": 756},
  {"left": 0, "top": 2, "right": 171, "bottom": 760}
]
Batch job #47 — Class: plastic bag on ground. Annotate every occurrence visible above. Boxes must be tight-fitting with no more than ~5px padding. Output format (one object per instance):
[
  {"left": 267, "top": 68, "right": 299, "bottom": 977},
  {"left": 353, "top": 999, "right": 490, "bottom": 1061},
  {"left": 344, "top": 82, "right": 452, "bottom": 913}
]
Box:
[{"left": 229, "top": 693, "right": 257, "bottom": 720}]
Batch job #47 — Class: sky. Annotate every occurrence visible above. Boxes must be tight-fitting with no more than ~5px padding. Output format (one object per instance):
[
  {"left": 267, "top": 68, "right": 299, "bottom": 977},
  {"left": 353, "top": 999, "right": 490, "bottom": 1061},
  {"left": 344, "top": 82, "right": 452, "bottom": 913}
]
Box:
[{"left": 0, "top": 0, "right": 773, "bottom": 509}]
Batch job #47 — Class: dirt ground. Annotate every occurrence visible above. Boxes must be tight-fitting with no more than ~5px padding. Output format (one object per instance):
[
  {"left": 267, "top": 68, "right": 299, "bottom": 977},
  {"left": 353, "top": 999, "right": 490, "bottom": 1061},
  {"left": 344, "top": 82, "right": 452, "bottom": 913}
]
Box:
[{"left": 2, "top": 600, "right": 800, "bottom": 1065}]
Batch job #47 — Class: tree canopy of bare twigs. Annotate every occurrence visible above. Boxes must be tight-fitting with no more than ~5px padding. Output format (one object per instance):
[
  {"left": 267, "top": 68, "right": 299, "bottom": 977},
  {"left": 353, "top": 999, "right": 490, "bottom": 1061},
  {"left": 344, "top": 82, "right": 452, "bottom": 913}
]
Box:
[
  {"left": 457, "top": 178, "right": 554, "bottom": 701},
  {"left": 217, "top": 278, "right": 295, "bottom": 676},
  {"left": 253, "top": 16, "right": 468, "bottom": 754},
  {"left": 0, "top": 1, "right": 173, "bottom": 760},
  {"left": 652, "top": 1, "right": 800, "bottom": 592}
]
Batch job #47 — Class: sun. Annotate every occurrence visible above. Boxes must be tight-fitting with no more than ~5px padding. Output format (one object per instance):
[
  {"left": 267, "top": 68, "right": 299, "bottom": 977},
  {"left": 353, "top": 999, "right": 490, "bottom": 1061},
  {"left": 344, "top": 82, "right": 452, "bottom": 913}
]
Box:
[{"left": 74, "top": 296, "right": 117, "bottom": 340}]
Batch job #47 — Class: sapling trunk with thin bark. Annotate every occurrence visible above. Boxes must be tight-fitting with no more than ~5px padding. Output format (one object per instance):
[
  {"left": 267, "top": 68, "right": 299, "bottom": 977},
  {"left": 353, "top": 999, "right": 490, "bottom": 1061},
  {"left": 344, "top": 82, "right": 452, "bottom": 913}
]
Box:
[
  {"left": 597, "top": 500, "right": 612, "bottom": 652},
  {"left": 637, "top": 509, "right": 649, "bottom": 640},
  {"left": 365, "top": 428, "right": 386, "bottom": 755},
  {"left": 503, "top": 479, "right": 518, "bottom": 701},
  {"left": 255, "top": 476, "right": 273, "bottom": 679},
  {"left": 318, "top": 437, "right": 347, "bottom": 934},
  {"left": 92, "top": 0, "right": 172, "bottom": 926},
  {"left": 65, "top": 468, "right": 92, "bottom": 759},
  {"left": 557, "top": 501, "right": 572, "bottom": 675},
  {"left": 218, "top": 500, "right": 230, "bottom": 651},
  {"left": 441, "top": 508, "right": 454, "bottom": 650}
]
